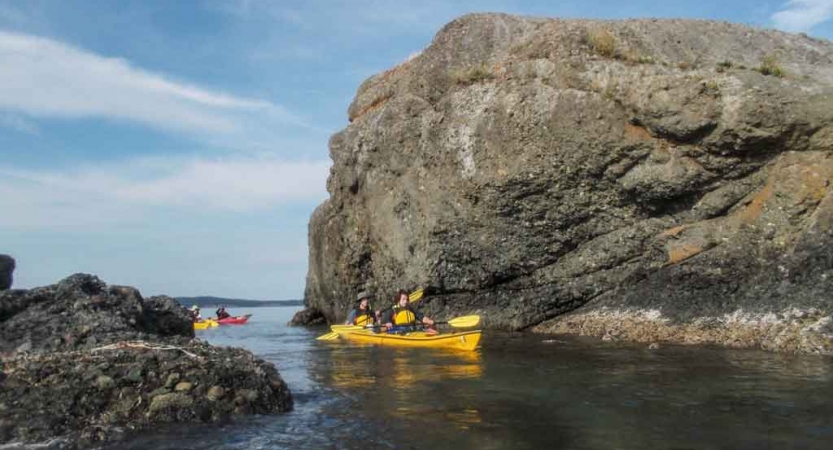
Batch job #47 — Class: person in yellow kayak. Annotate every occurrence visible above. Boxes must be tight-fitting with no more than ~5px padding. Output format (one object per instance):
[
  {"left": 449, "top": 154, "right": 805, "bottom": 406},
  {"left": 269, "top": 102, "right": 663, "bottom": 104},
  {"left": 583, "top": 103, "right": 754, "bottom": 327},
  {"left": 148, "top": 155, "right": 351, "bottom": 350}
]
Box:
[
  {"left": 189, "top": 305, "right": 203, "bottom": 321},
  {"left": 382, "top": 289, "right": 437, "bottom": 335},
  {"left": 345, "top": 291, "right": 377, "bottom": 326}
]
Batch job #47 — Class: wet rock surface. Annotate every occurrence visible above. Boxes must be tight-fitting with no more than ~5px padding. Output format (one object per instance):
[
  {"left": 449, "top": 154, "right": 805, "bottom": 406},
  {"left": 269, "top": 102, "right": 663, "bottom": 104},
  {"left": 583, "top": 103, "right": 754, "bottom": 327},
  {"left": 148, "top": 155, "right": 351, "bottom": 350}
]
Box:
[
  {"left": 301, "top": 13, "right": 833, "bottom": 354},
  {"left": 288, "top": 306, "right": 326, "bottom": 326},
  {"left": 0, "top": 274, "right": 292, "bottom": 448}
]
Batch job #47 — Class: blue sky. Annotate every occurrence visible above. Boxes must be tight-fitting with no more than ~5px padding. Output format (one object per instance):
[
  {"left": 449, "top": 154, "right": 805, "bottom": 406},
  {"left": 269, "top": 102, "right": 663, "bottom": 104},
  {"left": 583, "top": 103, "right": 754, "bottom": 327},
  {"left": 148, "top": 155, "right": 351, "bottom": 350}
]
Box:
[{"left": 1, "top": 0, "right": 832, "bottom": 300}]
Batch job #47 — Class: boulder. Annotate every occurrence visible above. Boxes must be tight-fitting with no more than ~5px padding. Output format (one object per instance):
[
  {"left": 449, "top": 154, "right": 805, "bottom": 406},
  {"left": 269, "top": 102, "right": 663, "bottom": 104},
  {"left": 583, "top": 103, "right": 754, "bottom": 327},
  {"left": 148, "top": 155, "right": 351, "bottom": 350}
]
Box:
[
  {"left": 0, "top": 274, "right": 194, "bottom": 353},
  {"left": 0, "top": 274, "right": 293, "bottom": 447},
  {"left": 304, "top": 13, "right": 833, "bottom": 353},
  {"left": 288, "top": 306, "right": 326, "bottom": 326}
]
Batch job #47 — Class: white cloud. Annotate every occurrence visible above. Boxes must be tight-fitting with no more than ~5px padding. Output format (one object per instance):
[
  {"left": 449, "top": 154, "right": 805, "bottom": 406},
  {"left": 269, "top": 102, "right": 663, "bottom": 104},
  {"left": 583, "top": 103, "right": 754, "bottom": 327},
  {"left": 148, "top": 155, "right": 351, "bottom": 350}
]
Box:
[
  {"left": 117, "top": 157, "right": 331, "bottom": 209},
  {"left": 0, "top": 31, "right": 305, "bottom": 134},
  {"left": 772, "top": 0, "right": 833, "bottom": 32},
  {"left": 0, "top": 156, "right": 331, "bottom": 230}
]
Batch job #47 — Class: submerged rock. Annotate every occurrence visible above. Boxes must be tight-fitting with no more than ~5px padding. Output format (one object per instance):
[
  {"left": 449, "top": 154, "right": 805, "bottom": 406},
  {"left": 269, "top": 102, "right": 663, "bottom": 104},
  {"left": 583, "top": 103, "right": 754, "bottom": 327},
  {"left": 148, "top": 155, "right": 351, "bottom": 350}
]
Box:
[
  {"left": 303, "top": 13, "right": 833, "bottom": 354},
  {"left": 0, "top": 274, "right": 293, "bottom": 448}
]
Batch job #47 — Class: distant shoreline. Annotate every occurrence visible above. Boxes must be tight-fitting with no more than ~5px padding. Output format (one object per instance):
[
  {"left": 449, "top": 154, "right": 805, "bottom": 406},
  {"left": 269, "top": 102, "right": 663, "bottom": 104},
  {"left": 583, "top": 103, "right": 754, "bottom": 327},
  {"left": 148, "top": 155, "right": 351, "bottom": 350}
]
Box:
[{"left": 176, "top": 296, "right": 303, "bottom": 308}]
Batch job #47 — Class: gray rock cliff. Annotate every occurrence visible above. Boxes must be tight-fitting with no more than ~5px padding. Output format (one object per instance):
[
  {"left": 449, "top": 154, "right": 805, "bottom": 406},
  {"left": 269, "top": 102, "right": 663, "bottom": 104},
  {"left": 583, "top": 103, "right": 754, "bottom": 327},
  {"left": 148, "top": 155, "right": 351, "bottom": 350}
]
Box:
[{"left": 302, "top": 13, "right": 833, "bottom": 353}]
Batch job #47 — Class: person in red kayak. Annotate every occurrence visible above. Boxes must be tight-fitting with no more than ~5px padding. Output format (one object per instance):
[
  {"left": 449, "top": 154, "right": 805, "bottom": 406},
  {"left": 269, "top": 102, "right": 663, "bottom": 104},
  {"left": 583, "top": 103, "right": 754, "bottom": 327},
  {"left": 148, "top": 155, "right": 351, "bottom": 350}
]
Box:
[
  {"left": 216, "top": 305, "right": 231, "bottom": 320},
  {"left": 382, "top": 289, "right": 436, "bottom": 335},
  {"left": 345, "top": 291, "right": 377, "bottom": 326}
]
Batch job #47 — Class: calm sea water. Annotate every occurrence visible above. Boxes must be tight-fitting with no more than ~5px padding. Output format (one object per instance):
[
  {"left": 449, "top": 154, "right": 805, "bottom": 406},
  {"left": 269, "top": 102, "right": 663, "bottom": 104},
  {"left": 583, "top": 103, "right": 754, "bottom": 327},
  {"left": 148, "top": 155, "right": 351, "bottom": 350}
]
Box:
[{"left": 108, "top": 306, "right": 833, "bottom": 450}]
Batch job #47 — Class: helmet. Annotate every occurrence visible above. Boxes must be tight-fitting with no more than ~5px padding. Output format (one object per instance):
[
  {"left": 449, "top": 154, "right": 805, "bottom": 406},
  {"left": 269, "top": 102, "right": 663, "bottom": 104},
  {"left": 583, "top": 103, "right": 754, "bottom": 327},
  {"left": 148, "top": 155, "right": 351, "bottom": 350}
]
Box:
[
  {"left": 356, "top": 291, "right": 370, "bottom": 302},
  {"left": 191, "top": 305, "right": 200, "bottom": 311}
]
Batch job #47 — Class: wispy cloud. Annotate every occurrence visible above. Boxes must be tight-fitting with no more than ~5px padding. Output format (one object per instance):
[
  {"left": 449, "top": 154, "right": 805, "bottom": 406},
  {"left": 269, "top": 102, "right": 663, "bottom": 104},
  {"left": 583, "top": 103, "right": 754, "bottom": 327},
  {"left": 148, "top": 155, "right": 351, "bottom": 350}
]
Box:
[
  {"left": 0, "top": 30, "right": 305, "bottom": 135},
  {"left": 772, "top": 0, "right": 833, "bottom": 32},
  {"left": 0, "top": 156, "right": 330, "bottom": 230}
]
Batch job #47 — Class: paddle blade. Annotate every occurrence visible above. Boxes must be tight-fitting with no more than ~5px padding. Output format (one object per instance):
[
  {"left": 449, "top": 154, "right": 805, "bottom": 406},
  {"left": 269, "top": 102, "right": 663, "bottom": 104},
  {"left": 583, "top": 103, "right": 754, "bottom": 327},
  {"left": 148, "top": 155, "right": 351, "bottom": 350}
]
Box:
[
  {"left": 445, "top": 315, "right": 481, "bottom": 328},
  {"left": 316, "top": 331, "right": 341, "bottom": 341},
  {"left": 409, "top": 287, "right": 424, "bottom": 303}
]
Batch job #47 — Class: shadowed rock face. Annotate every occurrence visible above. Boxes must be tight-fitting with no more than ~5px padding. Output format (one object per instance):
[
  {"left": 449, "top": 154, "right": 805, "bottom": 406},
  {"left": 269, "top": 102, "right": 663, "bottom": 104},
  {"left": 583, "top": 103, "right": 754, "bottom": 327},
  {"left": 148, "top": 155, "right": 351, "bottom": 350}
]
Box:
[
  {"left": 0, "top": 274, "right": 292, "bottom": 447},
  {"left": 303, "top": 13, "right": 833, "bottom": 353},
  {"left": 0, "top": 255, "right": 13, "bottom": 291}
]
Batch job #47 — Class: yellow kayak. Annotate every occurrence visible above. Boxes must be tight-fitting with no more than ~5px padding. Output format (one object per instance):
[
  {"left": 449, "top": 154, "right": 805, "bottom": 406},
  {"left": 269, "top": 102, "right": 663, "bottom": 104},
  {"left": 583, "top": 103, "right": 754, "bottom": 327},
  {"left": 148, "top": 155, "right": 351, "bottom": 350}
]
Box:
[
  {"left": 193, "top": 319, "right": 218, "bottom": 330},
  {"left": 340, "top": 329, "right": 482, "bottom": 351}
]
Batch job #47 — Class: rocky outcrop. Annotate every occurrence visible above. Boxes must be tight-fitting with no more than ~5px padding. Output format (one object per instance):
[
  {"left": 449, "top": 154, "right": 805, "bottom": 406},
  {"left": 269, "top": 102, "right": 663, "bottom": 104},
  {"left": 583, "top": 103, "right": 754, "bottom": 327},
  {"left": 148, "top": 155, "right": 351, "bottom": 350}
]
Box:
[
  {"left": 288, "top": 305, "right": 326, "bottom": 326},
  {"left": 0, "top": 255, "right": 13, "bottom": 291},
  {"left": 302, "top": 13, "right": 833, "bottom": 354},
  {"left": 0, "top": 274, "right": 292, "bottom": 448}
]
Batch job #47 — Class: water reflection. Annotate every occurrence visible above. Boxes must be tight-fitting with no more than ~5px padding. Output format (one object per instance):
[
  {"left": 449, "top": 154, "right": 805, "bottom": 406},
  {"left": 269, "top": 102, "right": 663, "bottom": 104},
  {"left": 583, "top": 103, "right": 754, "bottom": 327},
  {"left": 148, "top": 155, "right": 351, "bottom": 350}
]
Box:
[
  {"left": 319, "top": 344, "right": 484, "bottom": 390},
  {"left": 102, "top": 308, "right": 833, "bottom": 450}
]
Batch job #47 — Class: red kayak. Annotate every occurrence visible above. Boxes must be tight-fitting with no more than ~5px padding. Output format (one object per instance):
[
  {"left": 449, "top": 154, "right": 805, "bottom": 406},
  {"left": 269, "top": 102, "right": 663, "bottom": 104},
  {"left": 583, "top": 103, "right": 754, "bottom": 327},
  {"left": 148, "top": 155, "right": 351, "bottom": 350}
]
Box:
[{"left": 216, "top": 314, "right": 251, "bottom": 325}]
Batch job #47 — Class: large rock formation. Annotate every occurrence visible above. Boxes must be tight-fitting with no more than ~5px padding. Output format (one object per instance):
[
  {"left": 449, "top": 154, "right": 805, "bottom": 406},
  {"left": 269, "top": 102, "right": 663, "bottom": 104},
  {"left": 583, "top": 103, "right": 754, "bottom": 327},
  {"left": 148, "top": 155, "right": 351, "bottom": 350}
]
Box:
[
  {"left": 0, "top": 274, "right": 292, "bottom": 447},
  {"left": 0, "top": 255, "right": 13, "bottom": 291},
  {"left": 302, "top": 13, "right": 833, "bottom": 354}
]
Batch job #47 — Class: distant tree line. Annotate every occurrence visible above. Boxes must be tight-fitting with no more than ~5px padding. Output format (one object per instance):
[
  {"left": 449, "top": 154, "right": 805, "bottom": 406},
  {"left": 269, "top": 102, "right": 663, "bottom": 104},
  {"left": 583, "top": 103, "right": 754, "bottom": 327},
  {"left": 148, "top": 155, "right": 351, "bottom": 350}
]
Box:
[{"left": 176, "top": 296, "right": 303, "bottom": 308}]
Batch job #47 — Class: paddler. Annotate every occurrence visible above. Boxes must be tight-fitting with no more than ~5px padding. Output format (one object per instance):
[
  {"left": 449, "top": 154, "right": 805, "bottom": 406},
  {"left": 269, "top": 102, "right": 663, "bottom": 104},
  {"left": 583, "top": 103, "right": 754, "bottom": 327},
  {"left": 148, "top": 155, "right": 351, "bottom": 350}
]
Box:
[
  {"left": 216, "top": 305, "right": 231, "bottom": 320},
  {"left": 345, "top": 291, "right": 377, "bottom": 326},
  {"left": 382, "top": 289, "right": 436, "bottom": 334},
  {"left": 190, "top": 305, "right": 203, "bottom": 321}
]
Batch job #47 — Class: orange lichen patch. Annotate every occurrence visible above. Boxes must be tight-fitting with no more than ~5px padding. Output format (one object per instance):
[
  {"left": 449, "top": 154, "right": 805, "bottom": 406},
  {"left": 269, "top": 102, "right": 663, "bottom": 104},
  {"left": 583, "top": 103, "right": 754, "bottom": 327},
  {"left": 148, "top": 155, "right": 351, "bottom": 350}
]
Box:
[
  {"left": 349, "top": 56, "right": 417, "bottom": 123},
  {"left": 377, "top": 58, "right": 414, "bottom": 84},
  {"left": 624, "top": 123, "right": 653, "bottom": 142},
  {"left": 349, "top": 92, "right": 394, "bottom": 123},
  {"left": 735, "top": 177, "right": 775, "bottom": 224},
  {"left": 495, "top": 61, "right": 513, "bottom": 79},
  {"left": 794, "top": 166, "right": 831, "bottom": 205},
  {"left": 682, "top": 156, "right": 706, "bottom": 171},
  {"left": 660, "top": 225, "right": 686, "bottom": 237},
  {"left": 667, "top": 243, "right": 704, "bottom": 265}
]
